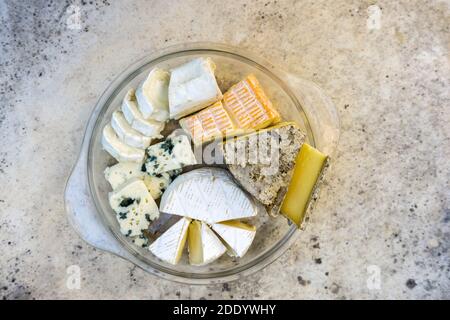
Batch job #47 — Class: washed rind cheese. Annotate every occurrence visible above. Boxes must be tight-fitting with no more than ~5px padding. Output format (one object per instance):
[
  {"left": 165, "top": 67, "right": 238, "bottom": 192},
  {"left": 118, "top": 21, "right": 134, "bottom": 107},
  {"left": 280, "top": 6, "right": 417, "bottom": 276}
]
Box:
[
  {"left": 144, "top": 135, "right": 197, "bottom": 175},
  {"left": 168, "top": 57, "right": 223, "bottom": 120},
  {"left": 212, "top": 221, "right": 256, "bottom": 258},
  {"left": 160, "top": 168, "right": 257, "bottom": 224},
  {"left": 108, "top": 178, "right": 159, "bottom": 237},
  {"left": 281, "top": 143, "right": 328, "bottom": 227},
  {"left": 104, "top": 162, "right": 144, "bottom": 190},
  {"left": 122, "top": 89, "right": 165, "bottom": 137},
  {"left": 135, "top": 68, "right": 170, "bottom": 122},
  {"left": 188, "top": 221, "right": 226, "bottom": 266},
  {"left": 149, "top": 217, "right": 191, "bottom": 265},
  {"left": 221, "top": 122, "right": 306, "bottom": 217},
  {"left": 222, "top": 74, "right": 280, "bottom": 130},
  {"left": 111, "top": 110, "right": 152, "bottom": 149},
  {"left": 102, "top": 124, "right": 145, "bottom": 163}
]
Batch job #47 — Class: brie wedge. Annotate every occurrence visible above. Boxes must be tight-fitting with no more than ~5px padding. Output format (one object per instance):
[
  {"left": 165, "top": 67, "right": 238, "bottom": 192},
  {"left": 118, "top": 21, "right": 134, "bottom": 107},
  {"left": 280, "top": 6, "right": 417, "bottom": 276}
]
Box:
[
  {"left": 160, "top": 168, "right": 257, "bottom": 224},
  {"left": 108, "top": 178, "right": 159, "bottom": 237},
  {"left": 122, "top": 89, "right": 165, "bottom": 137},
  {"left": 188, "top": 221, "right": 227, "bottom": 265},
  {"left": 104, "top": 162, "right": 144, "bottom": 190},
  {"left": 168, "top": 57, "right": 223, "bottom": 119},
  {"left": 102, "top": 124, "right": 145, "bottom": 163},
  {"left": 149, "top": 217, "right": 191, "bottom": 265},
  {"left": 212, "top": 221, "right": 256, "bottom": 257},
  {"left": 144, "top": 135, "right": 197, "bottom": 175},
  {"left": 111, "top": 110, "right": 152, "bottom": 149},
  {"left": 135, "top": 68, "right": 170, "bottom": 122}
]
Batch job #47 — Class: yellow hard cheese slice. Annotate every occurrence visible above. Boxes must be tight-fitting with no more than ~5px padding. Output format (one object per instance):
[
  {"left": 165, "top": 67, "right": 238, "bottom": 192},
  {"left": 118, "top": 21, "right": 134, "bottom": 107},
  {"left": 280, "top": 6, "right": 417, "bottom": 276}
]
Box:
[{"left": 281, "top": 143, "right": 327, "bottom": 227}]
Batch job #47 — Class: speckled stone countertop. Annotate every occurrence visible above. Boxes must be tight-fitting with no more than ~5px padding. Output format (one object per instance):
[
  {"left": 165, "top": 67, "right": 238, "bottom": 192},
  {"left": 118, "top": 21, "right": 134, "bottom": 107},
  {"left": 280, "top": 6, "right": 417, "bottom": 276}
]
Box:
[{"left": 0, "top": 0, "right": 449, "bottom": 300}]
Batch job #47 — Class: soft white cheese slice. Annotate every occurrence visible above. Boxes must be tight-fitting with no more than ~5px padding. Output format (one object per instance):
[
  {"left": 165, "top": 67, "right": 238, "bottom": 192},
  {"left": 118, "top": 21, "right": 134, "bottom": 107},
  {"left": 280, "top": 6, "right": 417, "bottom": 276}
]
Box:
[
  {"left": 144, "top": 135, "right": 197, "bottom": 175},
  {"left": 135, "top": 68, "right": 170, "bottom": 122},
  {"left": 108, "top": 178, "right": 159, "bottom": 237},
  {"left": 111, "top": 110, "right": 152, "bottom": 149},
  {"left": 212, "top": 221, "right": 256, "bottom": 258},
  {"left": 149, "top": 217, "right": 191, "bottom": 265},
  {"left": 102, "top": 124, "right": 145, "bottom": 163},
  {"left": 104, "top": 162, "right": 144, "bottom": 190},
  {"left": 160, "top": 168, "right": 257, "bottom": 224},
  {"left": 188, "top": 221, "right": 226, "bottom": 266},
  {"left": 168, "top": 57, "right": 223, "bottom": 119},
  {"left": 122, "top": 88, "right": 165, "bottom": 137}
]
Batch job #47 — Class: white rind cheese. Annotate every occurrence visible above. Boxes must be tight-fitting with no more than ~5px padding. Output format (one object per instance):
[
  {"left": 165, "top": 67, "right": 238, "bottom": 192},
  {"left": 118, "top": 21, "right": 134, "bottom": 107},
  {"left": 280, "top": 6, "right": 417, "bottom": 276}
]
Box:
[
  {"left": 168, "top": 57, "right": 223, "bottom": 119},
  {"left": 104, "top": 162, "right": 144, "bottom": 190},
  {"left": 122, "top": 88, "right": 165, "bottom": 137},
  {"left": 111, "top": 110, "right": 152, "bottom": 149},
  {"left": 149, "top": 217, "right": 191, "bottom": 265},
  {"left": 160, "top": 168, "right": 257, "bottom": 224},
  {"left": 102, "top": 124, "right": 145, "bottom": 163},
  {"left": 212, "top": 222, "right": 256, "bottom": 257},
  {"left": 108, "top": 178, "right": 159, "bottom": 237},
  {"left": 144, "top": 135, "right": 197, "bottom": 175},
  {"left": 135, "top": 68, "right": 170, "bottom": 122},
  {"left": 199, "top": 222, "right": 227, "bottom": 265}
]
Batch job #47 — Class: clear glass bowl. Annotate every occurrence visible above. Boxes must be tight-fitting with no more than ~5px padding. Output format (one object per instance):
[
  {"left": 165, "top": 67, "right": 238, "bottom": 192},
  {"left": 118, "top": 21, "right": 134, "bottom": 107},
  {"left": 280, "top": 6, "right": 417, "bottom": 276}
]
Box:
[{"left": 65, "top": 43, "right": 340, "bottom": 284}]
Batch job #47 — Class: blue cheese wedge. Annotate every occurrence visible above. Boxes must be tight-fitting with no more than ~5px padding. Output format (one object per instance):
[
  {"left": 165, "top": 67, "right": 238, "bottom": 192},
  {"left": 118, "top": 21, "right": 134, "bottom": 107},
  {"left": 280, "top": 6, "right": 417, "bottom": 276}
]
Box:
[
  {"left": 108, "top": 178, "right": 159, "bottom": 237},
  {"left": 149, "top": 217, "right": 191, "bottom": 265},
  {"left": 135, "top": 68, "right": 170, "bottom": 122},
  {"left": 132, "top": 234, "right": 149, "bottom": 248},
  {"left": 122, "top": 89, "right": 165, "bottom": 137},
  {"left": 144, "top": 135, "right": 197, "bottom": 175},
  {"left": 160, "top": 168, "right": 257, "bottom": 224},
  {"left": 212, "top": 221, "right": 256, "bottom": 258},
  {"left": 102, "top": 124, "right": 145, "bottom": 163},
  {"left": 104, "top": 162, "right": 144, "bottom": 190},
  {"left": 168, "top": 57, "right": 223, "bottom": 119},
  {"left": 142, "top": 169, "right": 181, "bottom": 199},
  {"left": 111, "top": 111, "right": 152, "bottom": 149}
]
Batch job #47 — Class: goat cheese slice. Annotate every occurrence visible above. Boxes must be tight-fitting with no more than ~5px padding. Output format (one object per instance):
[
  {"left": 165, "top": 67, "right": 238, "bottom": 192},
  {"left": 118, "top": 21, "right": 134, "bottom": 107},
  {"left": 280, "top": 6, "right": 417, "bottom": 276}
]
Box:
[
  {"left": 111, "top": 111, "right": 152, "bottom": 149},
  {"left": 135, "top": 68, "right": 170, "bottom": 122},
  {"left": 160, "top": 168, "right": 257, "bottom": 224},
  {"left": 188, "top": 221, "right": 227, "bottom": 265},
  {"left": 149, "top": 217, "right": 191, "bottom": 265},
  {"left": 102, "top": 124, "right": 145, "bottom": 163},
  {"left": 212, "top": 221, "right": 256, "bottom": 258},
  {"left": 108, "top": 178, "right": 159, "bottom": 237},
  {"left": 104, "top": 162, "right": 144, "bottom": 190},
  {"left": 122, "top": 88, "right": 165, "bottom": 137},
  {"left": 144, "top": 135, "right": 197, "bottom": 175},
  {"left": 168, "top": 57, "right": 223, "bottom": 119}
]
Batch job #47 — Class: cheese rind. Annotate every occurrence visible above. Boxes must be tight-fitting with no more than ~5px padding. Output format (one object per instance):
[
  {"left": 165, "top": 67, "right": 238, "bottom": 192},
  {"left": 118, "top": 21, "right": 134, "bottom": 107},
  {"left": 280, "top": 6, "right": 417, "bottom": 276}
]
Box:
[
  {"left": 188, "top": 221, "right": 227, "bottom": 265},
  {"left": 160, "top": 168, "right": 257, "bottom": 224},
  {"left": 104, "top": 162, "right": 144, "bottom": 190},
  {"left": 149, "top": 217, "right": 191, "bottom": 265},
  {"left": 102, "top": 124, "right": 145, "bottom": 163},
  {"left": 144, "top": 135, "right": 197, "bottom": 175},
  {"left": 281, "top": 143, "right": 327, "bottom": 227},
  {"left": 168, "top": 57, "right": 223, "bottom": 119},
  {"left": 212, "top": 221, "right": 256, "bottom": 257},
  {"left": 111, "top": 111, "right": 152, "bottom": 149},
  {"left": 136, "top": 68, "right": 170, "bottom": 122},
  {"left": 108, "top": 178, "right": 159, "bottom": 237},
  {"left": 122, "top": 88, "right": 165, "bottom": 137}
]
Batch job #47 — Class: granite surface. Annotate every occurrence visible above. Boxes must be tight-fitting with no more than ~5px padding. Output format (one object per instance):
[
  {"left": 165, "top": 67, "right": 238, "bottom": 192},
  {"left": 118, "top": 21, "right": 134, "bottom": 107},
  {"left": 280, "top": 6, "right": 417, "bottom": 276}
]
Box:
[{"left": 0, "top": 0, "right": 449, "bottom": 300}]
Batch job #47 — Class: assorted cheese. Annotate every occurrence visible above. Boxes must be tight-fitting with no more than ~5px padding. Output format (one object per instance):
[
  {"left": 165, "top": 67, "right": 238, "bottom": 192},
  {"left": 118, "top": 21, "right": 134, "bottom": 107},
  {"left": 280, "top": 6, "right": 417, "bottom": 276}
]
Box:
[
  {"left": 99, "top": 56, "right": 330, "bottom": 266},
  {"left": 160, "top": 168, "right": 257, "bottom": 224},
  {"left": 168, "top": 57, "right": 223, "bottom": 120}
]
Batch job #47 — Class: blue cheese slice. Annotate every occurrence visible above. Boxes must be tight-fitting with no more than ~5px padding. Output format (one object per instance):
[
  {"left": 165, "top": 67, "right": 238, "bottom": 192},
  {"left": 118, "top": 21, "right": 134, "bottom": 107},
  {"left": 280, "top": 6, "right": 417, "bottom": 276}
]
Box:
[
  {"left": 142, "top": 169, "right": 181, "bottom": 199},
  {"left": 131, "top": 234, "right": 149, "bottom": 248},
  {"left": 108, "top": 178, "right": 159, "bottom": 237},
  {"left": 168, "top": 57, "right": 223, "bottom": 119},
  {"left": 135, "top": 68, "right": 170, "bottom": 122},
  {"left": 111, "top": 111, "right": 152, "bottom": 149},
  {"left": 104, "top": 162, "right": 144, "bottom": 190},
  {"left": 160, "top": 168, "right": 257, "bottom": 224},
  {"left": 122, "top": 89, "right": 165, "bottom": 137},
  {"left": 144, "top": 135, "right": 197, "bottom": 175},
  {"left": 102, "top": 124, "right": 145, "bottom": 163}
]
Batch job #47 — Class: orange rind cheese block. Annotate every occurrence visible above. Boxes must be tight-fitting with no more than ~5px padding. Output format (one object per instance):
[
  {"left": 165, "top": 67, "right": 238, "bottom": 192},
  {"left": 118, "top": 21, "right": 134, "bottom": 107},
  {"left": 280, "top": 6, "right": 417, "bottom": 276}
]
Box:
[{"left": 180, "top": 74, "right": 280, "bottom": 145}]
